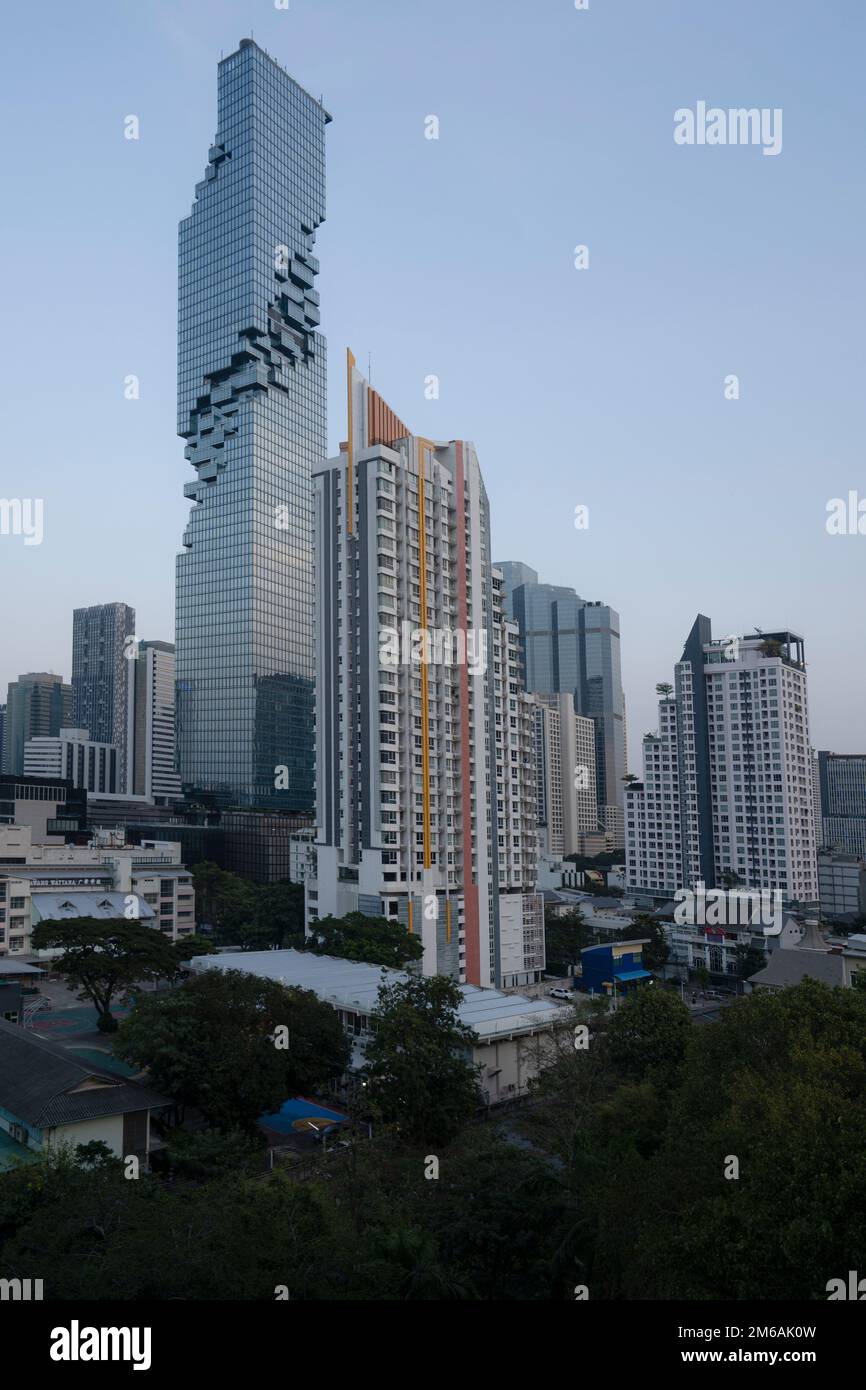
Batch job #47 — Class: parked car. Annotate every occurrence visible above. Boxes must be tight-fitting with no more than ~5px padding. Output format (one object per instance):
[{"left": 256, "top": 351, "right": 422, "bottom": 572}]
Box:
[{"left": 549, "top": 987, "right": 574, "bottom": 1000}]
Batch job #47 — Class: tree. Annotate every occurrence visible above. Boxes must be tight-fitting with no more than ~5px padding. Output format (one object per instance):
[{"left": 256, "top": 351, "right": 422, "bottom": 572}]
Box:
[
  {"left": 30, "top": 917, "right": 206, "bottom": 1032},
  {"left": 191, "top": 863, "right": 259, "bottom": 944},
  {"left": 363, "top": 975, "right": 482, "bottom": 1147},
  {"left": 115, "top": 968, "right": 349, "bottom": 1132},
  {"left": 655, "top": 683, "right": 674, "bottom": 699},
  {"left": 734, "top": 944, "right": 766, "bottom": 981},
  {"left": 545, "top": 908, "right": 593, "bottom": 975},
  {"left": 304, "top": 912, "right": 424, "bottom": 968},
  {"left": 603, "top": 985, "right": 691, "bottom": 1091},
  {"left": 254, "top": 880, "right": 305, "bottom": 949},
  {"left": 616, "top": 915, "right": 669, "bottom": 975},
  {"left": 616, "top": 982, "right": 866, "bottom": 1299}
]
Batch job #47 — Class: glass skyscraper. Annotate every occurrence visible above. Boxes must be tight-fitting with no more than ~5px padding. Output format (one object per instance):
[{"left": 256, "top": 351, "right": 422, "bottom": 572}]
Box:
[{"left": 176, "top": 39, "right": 329, "bottom": 809}]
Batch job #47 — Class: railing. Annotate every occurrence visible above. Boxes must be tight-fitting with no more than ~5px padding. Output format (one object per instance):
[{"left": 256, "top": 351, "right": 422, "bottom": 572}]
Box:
[{"left": 23, "top": 995, "right": 50, "bottom": 1028}]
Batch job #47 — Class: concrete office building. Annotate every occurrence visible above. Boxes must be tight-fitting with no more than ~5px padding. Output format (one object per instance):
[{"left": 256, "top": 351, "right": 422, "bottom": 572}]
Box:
[
  {"left": 309, "top": 361, "right": 544, "bottom": 989},
  {"left": 0, "top": 774, "right": 87, "bottom": 841},
  {"left": 0, "top": 827, "right": 196, "bottom": 958},
  {"left": 817, "top": 850, "right": 866, "bottom": 924},
  {"left": 127, "top": 641, "right": 182, "bottom": 802},
  {"left": 176, "top": 39, "right": 330, "bottom": 810},
  {"left": 2, "top": 674, "right": 73, "bottom": 776},
  {"left": 626, "top": 618, "right": 818, "bottom": 909},
  {"left": 24, "top": 729, "right": 118, "bottom": 795},
  {"left": 496, "top": 562, "right": 627, "bottom": 847}
]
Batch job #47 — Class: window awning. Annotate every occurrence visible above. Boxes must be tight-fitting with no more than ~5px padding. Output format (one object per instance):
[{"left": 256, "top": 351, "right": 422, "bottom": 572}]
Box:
[{"left": 614, "top": 969, "right": 652, "bottom": 982}]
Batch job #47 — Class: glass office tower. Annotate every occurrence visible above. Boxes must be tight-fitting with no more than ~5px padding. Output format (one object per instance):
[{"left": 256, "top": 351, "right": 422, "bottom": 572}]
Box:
[{"left": 176, "top": 39, "right": 330, "bottom": 809}]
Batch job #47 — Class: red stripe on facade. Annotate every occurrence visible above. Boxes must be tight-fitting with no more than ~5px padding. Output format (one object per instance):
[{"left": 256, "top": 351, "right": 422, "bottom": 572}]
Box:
[{"left": 455, "top": 442, "right": 480, "bottom": 985}]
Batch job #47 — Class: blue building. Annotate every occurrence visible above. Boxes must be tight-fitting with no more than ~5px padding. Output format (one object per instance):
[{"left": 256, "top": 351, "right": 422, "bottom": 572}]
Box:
[
  {"left": 577, "top": 939, "right": 651, "bottom": 997},
  {"left": 176, "top": 39, "right": 330, "bottom": 810}
]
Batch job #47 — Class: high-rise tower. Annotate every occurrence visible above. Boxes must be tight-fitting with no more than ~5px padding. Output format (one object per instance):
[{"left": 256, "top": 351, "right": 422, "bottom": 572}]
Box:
[
  {"left": 310, "top": 360, "right": 544, "bottom": 989},
  {"left": 176, "top": 39, "right": 330, "bottom": 808},
  {"left": 497, "top": 565, "right": 627, "bottom": 842},
  {"left": 71, "top": 604, "right": 135, "bottom": 791}
]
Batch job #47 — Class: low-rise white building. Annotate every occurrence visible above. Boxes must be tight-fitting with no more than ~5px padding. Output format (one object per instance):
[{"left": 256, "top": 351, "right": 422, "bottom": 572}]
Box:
[
  {"left": 189, "top": 948, "right": 568, "bottom": 1104},
  {"left": 0, "top": 827, "right": 196, "bottom": 957},
  {"left": 24, "top": 728, "right": 119, "bottom": 795}
]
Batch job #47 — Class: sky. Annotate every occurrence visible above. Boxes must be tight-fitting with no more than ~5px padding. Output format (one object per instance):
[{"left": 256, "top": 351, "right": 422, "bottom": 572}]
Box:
[{"left": 2, "top": 0, "right": 864, "bottom": 761}]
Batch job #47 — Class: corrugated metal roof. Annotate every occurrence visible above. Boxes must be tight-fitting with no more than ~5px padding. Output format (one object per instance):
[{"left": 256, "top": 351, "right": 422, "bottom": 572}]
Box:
[
  {"left": 190, "top": 949, "right": 566, "bottom": 1040},
  {"left": 31, "top": 892, "right": 155, "bottom": 921}
]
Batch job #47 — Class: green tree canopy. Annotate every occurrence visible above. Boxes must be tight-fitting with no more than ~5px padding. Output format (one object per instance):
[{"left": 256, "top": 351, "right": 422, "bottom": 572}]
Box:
[
  {"left": 304, "top": 912, "right": 424, "bottom": 967},
  {"left": 30, "top": 916, "right": 210, "bottom": 1031},
  {"left": 603, "top": 984, "right": 691, "bottom": 1090},
  {"left": 363, "top": 975, "right": 482, "bottom": 1147},
  {"left": 115, "top": 968, "right": 349, "bottom": 1132}
]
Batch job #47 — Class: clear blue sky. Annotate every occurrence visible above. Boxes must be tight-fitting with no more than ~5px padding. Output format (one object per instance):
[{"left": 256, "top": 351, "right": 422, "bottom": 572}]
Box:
[{"left": 2, "top": 0, "right": 864, "bottom": 757}]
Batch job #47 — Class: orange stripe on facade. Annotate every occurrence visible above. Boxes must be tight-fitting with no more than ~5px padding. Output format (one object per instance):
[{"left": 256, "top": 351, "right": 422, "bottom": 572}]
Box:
[
  {"left": 367, "top": 386, "right": 408, "bottom": 448},
  {"left": 417, "top": 443, "right": 432, "bottom": 870}
]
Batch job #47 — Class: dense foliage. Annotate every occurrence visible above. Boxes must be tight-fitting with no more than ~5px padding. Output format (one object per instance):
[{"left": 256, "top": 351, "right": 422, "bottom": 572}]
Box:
[{"left": 3, "top": 979, "right": 865, "bottom": 1299}]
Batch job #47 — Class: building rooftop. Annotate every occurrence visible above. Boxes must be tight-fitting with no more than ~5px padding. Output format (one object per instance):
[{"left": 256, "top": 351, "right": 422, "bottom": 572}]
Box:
[
  {"left": 191, "top": 949, "right": 567, "bottom": 1041},
  {"left": 0, "top": 1018, "right": 170, "bottom": 1130},
  {"left": 30, "top": 892, "right": 156, "bottom": 922},
  {"left": 747, "top": 950, "right": 844, "bottom": 990}
]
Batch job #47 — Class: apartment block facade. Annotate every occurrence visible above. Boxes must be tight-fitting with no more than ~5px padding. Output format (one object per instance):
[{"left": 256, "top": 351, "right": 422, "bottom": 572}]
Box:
[
  {"left": 626, "top": 618, "right": 818, "bottom": 908},
  {"left": 309, "top": 360, "right": 543, "bottom": 988},
  {"left": 127, "top": 641, "right": 182, "bottom": 802},
  {"left": 530, "top": 692, "right": 598, "bottom": 857}
]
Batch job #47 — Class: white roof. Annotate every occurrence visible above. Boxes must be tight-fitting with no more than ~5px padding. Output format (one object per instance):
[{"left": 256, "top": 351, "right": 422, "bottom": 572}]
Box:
[{"left": 190, "top": 949, "right": 566, "bottom": 1041}]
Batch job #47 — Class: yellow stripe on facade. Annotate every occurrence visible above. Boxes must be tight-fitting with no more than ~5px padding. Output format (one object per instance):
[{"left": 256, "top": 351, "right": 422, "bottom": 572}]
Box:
[
  {"left": 346, "top": 347, "right": 355, "bottom": 536},
  {"left": 417, "top": 442, "right": 432, "bottom": 869}
]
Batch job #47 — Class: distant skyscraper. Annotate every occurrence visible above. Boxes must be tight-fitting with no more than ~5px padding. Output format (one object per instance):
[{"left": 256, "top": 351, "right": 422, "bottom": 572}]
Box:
[
  {"left": 175, "top": 39, "right": 330, "bottom": 809},
  {"left": 816, "top": 751, "right": 866, "bottom": 857},
  {"left": 127, "top": 642, "right": 182, "bottom": 802},
  {"left": 71, "top": 603, "right": 135, "bottom": 791},
  {"left": 626, "top": 618, "right": 818, "bottom": 908},
  {"left": 0, "top": 705, "right": 5, "bottom": 774},
  {"left": 2, "top": 674, "right": 72, "bottom": 775},
  {"left": 496, "top": 563, "right": 627, "bottom": 841},
  {"left": 310, "top": 362, "right": 543, "bottom": 989},
  {"left": 530, "top": 692, "right": 598, "bottom": 857}
]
